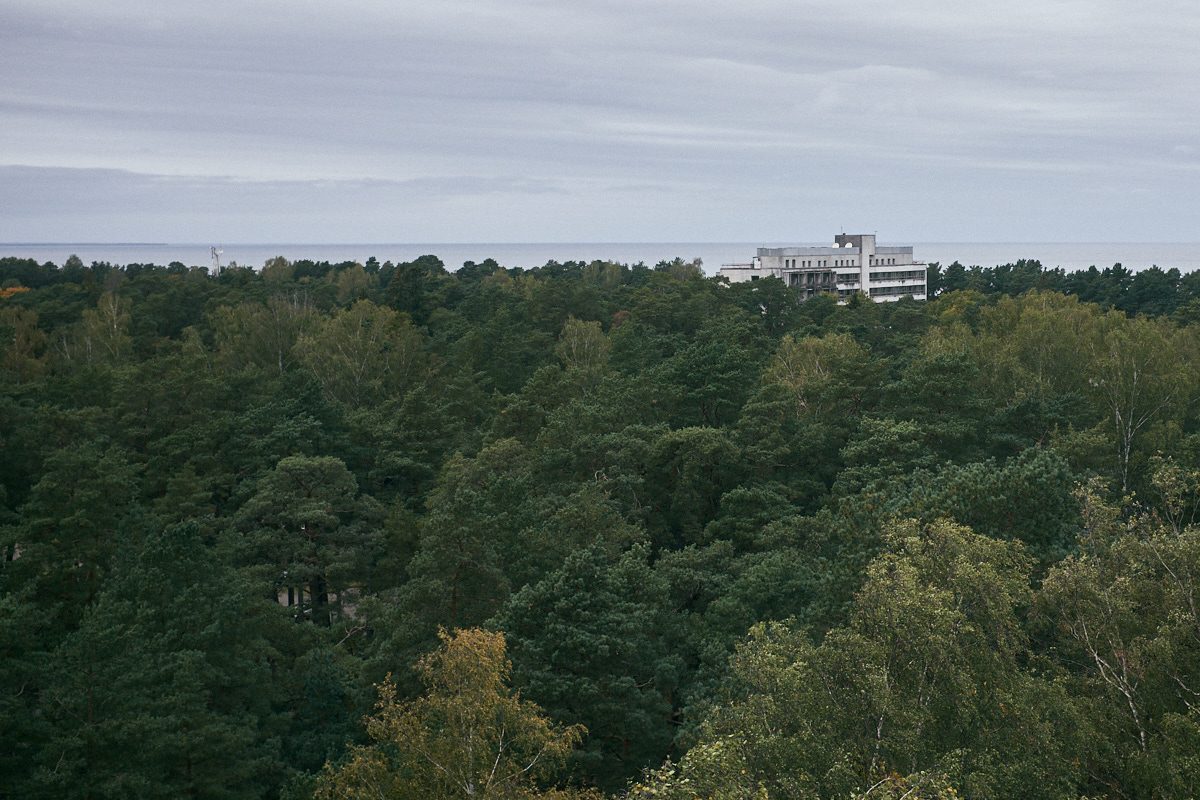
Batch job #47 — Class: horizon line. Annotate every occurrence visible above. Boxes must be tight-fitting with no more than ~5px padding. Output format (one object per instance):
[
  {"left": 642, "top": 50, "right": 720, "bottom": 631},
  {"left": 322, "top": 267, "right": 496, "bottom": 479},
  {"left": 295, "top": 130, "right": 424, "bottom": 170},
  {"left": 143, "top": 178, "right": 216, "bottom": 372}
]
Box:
[{"left": 7, "top": 240, "right": 1200, "bottom": 247}]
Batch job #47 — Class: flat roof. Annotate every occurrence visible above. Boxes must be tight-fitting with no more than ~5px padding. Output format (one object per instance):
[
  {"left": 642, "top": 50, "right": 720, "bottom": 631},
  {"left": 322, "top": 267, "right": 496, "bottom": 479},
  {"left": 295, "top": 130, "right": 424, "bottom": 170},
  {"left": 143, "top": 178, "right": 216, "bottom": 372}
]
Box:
[
  {"left": 758, "top": 245, "right": 915, "bottom": 257},
  {"left": 759, "top": 247, "right": 854, "bottom": 256}
]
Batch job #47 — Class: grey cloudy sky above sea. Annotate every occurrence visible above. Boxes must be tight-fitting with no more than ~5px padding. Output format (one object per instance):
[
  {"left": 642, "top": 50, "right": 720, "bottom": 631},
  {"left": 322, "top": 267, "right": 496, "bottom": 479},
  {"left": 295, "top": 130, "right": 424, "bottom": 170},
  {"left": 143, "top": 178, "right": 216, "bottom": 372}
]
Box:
[{"left": 2, "top": 0, "right": 1198, "bottom": 244}]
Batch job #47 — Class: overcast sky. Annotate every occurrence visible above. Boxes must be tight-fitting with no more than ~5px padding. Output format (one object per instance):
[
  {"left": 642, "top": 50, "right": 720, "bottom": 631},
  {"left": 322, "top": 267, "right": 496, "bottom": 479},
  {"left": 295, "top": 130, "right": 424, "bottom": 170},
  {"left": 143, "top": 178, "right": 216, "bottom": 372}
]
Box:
[{"left": 2, "top": 0, "right": 1198, "bottom": 243}]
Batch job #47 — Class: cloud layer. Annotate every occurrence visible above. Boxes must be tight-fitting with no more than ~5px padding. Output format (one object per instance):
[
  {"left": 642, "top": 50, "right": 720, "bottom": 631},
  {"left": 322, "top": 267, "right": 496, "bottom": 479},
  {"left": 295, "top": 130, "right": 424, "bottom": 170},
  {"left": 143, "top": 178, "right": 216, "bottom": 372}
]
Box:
[{"left": 3, "top": 0, "right": 1198, "bottom": 242}]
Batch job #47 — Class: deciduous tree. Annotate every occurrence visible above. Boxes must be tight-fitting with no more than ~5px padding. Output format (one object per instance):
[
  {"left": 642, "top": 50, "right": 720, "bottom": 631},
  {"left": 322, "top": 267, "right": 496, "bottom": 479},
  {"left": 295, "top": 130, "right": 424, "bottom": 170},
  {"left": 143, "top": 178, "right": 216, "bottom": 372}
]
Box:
[{"left": 315, "top": 628, "right": 593, "bottom": 800}]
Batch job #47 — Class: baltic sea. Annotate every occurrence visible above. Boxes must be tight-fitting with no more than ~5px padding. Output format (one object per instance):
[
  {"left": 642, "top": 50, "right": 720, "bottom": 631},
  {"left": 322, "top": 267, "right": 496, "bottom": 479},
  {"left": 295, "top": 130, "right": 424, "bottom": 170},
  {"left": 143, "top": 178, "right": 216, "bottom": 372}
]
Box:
[{"left": 3, "top": 242, "right": 1200, "bottom": 275}]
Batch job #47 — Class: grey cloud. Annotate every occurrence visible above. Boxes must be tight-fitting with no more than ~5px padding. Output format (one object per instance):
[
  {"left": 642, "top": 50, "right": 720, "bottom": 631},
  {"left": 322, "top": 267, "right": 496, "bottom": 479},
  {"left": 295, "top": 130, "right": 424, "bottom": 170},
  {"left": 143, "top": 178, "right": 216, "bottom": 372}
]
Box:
[
  {"left": 0, "top": 166, "right": 567, "bottom": 213},
  {"left": 2, "top": 0, "right": 1199, "bottom": 241}
]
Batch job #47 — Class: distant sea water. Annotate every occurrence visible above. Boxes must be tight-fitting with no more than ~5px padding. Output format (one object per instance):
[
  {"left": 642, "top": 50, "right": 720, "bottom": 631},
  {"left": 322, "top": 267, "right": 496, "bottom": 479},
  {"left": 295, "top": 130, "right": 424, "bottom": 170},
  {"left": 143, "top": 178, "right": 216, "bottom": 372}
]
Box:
[{"left": 3, "top": 242, "right": 1200, "bottom": 275}]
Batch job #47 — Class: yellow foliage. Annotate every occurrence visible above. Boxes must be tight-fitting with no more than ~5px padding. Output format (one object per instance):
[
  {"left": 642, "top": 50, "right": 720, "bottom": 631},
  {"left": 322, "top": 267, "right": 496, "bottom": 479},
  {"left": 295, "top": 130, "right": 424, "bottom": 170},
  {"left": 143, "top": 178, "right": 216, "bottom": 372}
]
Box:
[{"left": 315, "top": 628, "right": 590, "bottom": 800}]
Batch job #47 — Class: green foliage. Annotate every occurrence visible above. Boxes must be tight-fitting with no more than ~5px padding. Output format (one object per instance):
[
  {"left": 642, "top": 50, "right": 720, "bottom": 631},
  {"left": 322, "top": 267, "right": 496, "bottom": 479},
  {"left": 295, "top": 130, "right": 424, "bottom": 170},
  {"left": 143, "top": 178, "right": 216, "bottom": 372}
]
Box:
[
  {"left": 556, "top": 316, "right": 612, "bottom": 378},
  {"left": 642, "top": 519, "right": 1084, "bottom": 800},
  {"left": 6, "top": 252, "right": 1200, "bottom": 799},
  {"left": 1037, "top": 487, "right": 1200, "bottom": 797},
  {"left": 0, "top": 306, "right": 48, "bottom": 381},
  {"left": 212, "top": 294, "right": 316, "bottom": 374},
  {"left": 883, "top": 340, "right": 989, "bottom": 461},
  {"left": 30, "top": 522, "right": 286, "bottom": 799},
  {"left": 897, "top": 447, "right": 1080, "bottom": 563},
  {"left": 296, "top": 300, "right": 429, "bottom": 408},
  {"left": 661, "top": 315, "right": 766, "bottom": 428},
  {"left": 647, "top": 427, "right": 740, "bottom": 547},
  {"left": 496, "top": 544, "right": 683, "bottom": 790},
  {"left": 2, "top": 442, "right": 139, "bottom": 631},
  {"left": 835, "top": 416, "right": 936, "bottom": 496},
  {"left": 228, "top": 455, "right": 383, "bottom": 625}
]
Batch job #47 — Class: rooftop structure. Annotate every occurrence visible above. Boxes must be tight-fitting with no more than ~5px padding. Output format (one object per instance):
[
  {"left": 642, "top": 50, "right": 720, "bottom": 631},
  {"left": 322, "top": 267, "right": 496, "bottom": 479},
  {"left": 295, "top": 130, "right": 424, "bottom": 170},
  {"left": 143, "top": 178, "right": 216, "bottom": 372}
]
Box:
[{"left": 719, "top": 234, "right": 927, "bottom": 302}]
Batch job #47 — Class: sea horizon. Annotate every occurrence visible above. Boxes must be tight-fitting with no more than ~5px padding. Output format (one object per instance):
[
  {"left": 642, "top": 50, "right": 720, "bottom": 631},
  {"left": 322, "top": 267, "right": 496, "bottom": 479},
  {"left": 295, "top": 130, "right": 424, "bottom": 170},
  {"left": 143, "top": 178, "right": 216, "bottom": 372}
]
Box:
[{"left": 4, "top": 241, "right": 1200, "bottom": 275}]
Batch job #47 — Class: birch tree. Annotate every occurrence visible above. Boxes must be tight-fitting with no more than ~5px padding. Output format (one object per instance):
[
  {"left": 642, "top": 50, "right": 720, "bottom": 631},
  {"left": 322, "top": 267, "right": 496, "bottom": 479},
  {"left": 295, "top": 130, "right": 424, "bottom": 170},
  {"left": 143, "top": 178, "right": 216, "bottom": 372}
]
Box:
[
  {"left": 315, "top": 628, "right": 594, "bottom": 800},
  {"left": 296, "top": 300, "right": 428, "bottom": 407},
  {"left": 1086, "top": 313, "right": 1195, "bottom": 491}
]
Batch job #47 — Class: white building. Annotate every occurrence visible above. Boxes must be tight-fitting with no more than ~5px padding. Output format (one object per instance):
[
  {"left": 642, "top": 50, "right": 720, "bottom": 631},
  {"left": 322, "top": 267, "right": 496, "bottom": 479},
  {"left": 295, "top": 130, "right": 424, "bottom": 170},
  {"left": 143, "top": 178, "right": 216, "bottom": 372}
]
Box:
[{"left": 719, "top": 234, "right": 927, "bottom": 302}]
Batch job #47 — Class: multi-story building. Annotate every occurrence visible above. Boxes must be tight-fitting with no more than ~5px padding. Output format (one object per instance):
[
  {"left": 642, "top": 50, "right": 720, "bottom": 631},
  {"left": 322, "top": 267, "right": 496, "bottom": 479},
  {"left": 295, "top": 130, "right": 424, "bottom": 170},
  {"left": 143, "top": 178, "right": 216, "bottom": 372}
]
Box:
[{"left": 719, "top": 234, "right": 927, "bottom": 302}]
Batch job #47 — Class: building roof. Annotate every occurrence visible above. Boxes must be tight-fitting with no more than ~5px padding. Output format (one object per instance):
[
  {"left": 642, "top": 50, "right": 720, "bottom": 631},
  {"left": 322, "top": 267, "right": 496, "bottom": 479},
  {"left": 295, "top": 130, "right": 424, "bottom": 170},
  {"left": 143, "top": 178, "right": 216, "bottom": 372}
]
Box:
[{"left": 757, "top": 245, "right": 915, "bottom": 257}]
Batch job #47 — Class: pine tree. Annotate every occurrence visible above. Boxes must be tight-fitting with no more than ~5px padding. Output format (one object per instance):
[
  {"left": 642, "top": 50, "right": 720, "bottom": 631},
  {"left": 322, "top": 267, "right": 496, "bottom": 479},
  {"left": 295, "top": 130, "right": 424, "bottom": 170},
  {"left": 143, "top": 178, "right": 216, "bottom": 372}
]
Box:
[{"left": 32, "top": 522, "right": 286, "bottom": 799}]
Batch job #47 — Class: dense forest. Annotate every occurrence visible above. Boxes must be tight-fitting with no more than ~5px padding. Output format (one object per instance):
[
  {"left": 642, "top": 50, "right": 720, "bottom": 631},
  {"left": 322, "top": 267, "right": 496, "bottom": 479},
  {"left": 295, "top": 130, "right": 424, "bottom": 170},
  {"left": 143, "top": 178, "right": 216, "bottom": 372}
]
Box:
[{"left": 2, "top": 252, "right": 1199, "bottom": 799}]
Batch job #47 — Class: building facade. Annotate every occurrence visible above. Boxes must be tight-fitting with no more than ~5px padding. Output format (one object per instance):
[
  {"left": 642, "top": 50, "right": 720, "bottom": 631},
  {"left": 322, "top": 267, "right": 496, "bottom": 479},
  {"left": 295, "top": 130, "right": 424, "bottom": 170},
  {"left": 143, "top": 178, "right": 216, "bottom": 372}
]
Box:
[{"left": 719, "top": 234, "right": 927, "bottom": 302}]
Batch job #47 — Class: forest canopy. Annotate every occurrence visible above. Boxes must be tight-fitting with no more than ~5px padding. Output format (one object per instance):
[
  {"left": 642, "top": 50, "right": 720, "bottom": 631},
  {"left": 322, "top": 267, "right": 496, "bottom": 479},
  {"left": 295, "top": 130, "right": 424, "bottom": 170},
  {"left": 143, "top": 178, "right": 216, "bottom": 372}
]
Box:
[{"left": 2, "top": 253, "right": 1200, "bottom": 799}]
